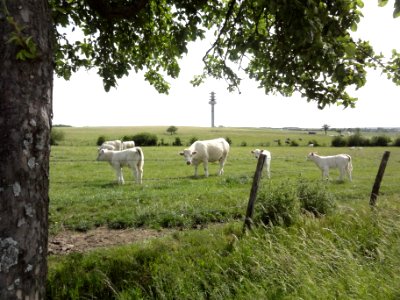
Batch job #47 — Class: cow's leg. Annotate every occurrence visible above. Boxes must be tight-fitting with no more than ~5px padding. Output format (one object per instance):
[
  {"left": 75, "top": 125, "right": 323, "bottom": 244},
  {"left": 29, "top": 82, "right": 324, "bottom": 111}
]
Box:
[
  {"left": 193, "top": 165, "right": 199, "bottom": 177},
  {"left": 137, "top": 165, "right": 143, "bottom": 184},
  {"left": 132, "top": 166, "right": 139, "bottom": 184},
  {"left": 266, "top": 163, "right": 271, "bottom": 179},
  {"left": 348, "top": 168, "right": 352, "bottom": 182},
  {"left": 203, "top": 161, "right": 209, "bottom": 177},
  {"left": 218, "top": 157, "right": 226, "bottom": 175},
  {"left": 339, "top": 168, "right": 345, "bottom": 181},
  {"left": 116, "top": 167, "right": 124, "bottom": 184},
  {"left": 322, "top": 168, "right": 329, "bottom": 180}
]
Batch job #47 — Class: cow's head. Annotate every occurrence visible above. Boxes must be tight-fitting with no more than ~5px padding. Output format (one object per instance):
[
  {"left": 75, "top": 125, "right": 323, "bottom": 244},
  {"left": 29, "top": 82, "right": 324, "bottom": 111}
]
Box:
[
  {"left": 251, "top": 149, "right": 262, "bottom": 159},
  {"left": 97, "top": 149, "right": 108, "bottom": 161},
  {"left": 306, "top": 152, "right": 317, "bottom": 160},
  {"left": 179, "top": 149, "right": 197, "bottom": 165}
]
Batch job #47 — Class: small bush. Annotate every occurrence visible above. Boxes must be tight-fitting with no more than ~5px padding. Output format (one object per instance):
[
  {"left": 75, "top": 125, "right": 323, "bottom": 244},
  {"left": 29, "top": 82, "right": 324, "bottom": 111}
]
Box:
[
  {"left": 188, "top": 136, "right": 198, "bottom": 145},
  {"left": 308, "top": 139, "right": 320, "bottom": 147},
  {"left": 96, "top": 135, "right": 106, "bottom": 146},
  {"left": 240, "top": 141, "right": 247, "bottom": 147},
  {"left": 290, "top": 140, "right": 299, "bottom": 147},
  {"left": 121, "top": 135, "right": 133, "bottom": 142},
  {"left": 394, "top": 137, "right": 400, "bottom": 146},
  {"left": 331, "top": 136, "right": 347, "bottom": 147},
  {"left": 255, "top": 182, "right": 300, "bottom": 227},
  {"left": 225, "top": 137, "right": 232, "bottom": 145},
  {"left": 347, "top": 133, "right": 369, "bottom": 147},
  {"left": 297, "top": 179, "right": 336, "bottom": 216},
  {"left": 172, "top": 137, "right": 183, "bottom": 146},
  {"left": 370, "top": 135, "right": 391, "bottom": 146},
  {"left": 132, "top": 132, "right": 158, "bottom": 146},
  {"left": 50, "top": 129, "right": 65, "bottom": 146}
]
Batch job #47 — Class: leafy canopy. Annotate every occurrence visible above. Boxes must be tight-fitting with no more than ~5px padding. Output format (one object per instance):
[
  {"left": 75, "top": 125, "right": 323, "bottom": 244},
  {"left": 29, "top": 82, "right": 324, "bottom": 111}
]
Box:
[{"left": 50, "top": 0, "right": 400, "bottom": 109}]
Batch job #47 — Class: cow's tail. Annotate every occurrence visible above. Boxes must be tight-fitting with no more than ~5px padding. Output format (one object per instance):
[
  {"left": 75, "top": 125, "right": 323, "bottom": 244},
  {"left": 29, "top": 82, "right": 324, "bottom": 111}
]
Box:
[
  {"left": 346, "top": 154, "right": 353, "bottom": 173},
  {"left": 136, "top": 147, "right": 144, "bottom": 168}
]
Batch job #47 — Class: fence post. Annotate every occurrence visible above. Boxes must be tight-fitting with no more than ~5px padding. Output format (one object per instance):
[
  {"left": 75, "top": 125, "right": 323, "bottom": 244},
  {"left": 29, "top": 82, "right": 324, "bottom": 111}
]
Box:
[
  {"left": 243, "top": 153, "right": 266, "bottom": 232},
  {"left": 370, "top": 151, "right": 391, "bottom": 207}
]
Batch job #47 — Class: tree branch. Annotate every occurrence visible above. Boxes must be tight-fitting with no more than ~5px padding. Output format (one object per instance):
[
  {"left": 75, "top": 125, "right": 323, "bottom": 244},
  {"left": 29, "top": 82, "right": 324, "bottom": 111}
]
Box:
[{"left": 85, "top": 0, "right": 149, "bottom": 20}]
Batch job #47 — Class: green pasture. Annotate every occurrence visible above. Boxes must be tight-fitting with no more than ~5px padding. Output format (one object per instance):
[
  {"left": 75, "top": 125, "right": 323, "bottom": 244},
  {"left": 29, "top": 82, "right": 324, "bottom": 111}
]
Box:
[
  {"left": 49, "top": 126, "right": 400, "bottom": 234},
  {"left": 47, "top": 126, "right": 400, "bottom": 299}
]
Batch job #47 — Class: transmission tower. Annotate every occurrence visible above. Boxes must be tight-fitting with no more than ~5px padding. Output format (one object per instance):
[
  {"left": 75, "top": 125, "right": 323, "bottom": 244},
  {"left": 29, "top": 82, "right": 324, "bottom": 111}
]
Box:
[{"left": 209, "top": 91, "right": 217, "bottom": 128}]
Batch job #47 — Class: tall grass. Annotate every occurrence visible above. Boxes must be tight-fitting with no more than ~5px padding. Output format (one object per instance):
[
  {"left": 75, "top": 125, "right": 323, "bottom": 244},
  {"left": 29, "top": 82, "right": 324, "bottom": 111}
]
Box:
[
  {"left": 48, "top": 199, "right": 400, "bottom": 299},
  {"left": 47, "top": 126, "right": 400, "bottom": 298}
]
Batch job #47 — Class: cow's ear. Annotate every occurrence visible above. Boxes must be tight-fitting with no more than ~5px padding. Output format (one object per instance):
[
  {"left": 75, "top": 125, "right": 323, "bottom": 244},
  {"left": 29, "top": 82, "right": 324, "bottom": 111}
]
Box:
[
  {"left": 192, "top": 151, "right": 197, "bottom": 155},
  {"left": 179, "top": 152, "right": 184, "bottom": 155},
  {"left": 251, "top": 150, "right": 255, "bottom": 154}
]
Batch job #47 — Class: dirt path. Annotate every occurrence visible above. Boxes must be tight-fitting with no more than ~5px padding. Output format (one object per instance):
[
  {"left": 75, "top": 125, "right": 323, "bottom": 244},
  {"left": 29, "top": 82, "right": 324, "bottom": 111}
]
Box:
[{"left": 48, "top": 227, "right": 174, "bottom": 255}]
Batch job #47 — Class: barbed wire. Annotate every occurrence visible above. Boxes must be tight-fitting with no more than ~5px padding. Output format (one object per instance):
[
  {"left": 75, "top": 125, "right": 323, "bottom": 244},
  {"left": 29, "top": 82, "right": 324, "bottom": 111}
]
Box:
[
  {"left": 50, "top": 152, "right": 394, "bottom": 163},
  {"left": 49, "top": 170, "right": 398, "bottom": 184}
]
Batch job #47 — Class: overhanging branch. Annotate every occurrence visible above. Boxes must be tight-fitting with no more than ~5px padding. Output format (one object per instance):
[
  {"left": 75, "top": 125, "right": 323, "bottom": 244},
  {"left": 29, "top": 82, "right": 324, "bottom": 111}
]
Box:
[{"left": 85, "top": 0, "right": 149, "bottom": 20}]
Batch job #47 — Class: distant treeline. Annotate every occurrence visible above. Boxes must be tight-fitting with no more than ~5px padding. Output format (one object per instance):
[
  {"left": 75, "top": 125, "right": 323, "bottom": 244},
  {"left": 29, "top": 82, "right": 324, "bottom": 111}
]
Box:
[{"left": 53, "top": 124, "right": 72, "bottom": 127}]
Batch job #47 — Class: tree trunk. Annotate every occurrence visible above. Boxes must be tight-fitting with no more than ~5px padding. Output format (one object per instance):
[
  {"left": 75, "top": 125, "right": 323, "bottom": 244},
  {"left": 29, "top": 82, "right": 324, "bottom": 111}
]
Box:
[{"left": 0, "top": 0, "right": 53, "bottom": 298}]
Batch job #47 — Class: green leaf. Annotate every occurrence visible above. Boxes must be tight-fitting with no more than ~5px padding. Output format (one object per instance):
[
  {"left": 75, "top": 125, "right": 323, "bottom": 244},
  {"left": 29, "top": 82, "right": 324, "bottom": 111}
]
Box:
[
  {"left": 378, "top": 0, "right": 389, "bottom": 7},
  {"left": 394, "top": 0, "right": 400, "bottom": 18}
]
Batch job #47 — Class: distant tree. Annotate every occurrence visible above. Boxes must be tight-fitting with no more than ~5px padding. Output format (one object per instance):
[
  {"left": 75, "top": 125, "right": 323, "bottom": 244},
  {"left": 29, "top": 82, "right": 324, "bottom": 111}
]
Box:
[
  {"left": 322, "top": 124, "right": 330, "bottom": 135},
  {"left": 167, "top": 126, "right": 178, "bottom": 135}
]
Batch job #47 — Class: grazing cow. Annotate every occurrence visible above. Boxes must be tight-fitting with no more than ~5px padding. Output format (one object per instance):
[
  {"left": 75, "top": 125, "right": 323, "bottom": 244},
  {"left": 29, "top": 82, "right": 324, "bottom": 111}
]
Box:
[
  {"left": 100, "top": 140, "right": 122, "bottom": 151},
  {"left": 179, "top": 138, "right": 230, "bottom": 177},
  {"left": 307, "top": 152, "right": 353, "bottom": 181},
  {"left": 122, "top": 141, "right": 135, "bottom": 150},
  {"left": 251, "top": 149, "right": 272, "bottom": 178},
  {"left": 97, "top": 147, "right": 144, "bottom": 184}
]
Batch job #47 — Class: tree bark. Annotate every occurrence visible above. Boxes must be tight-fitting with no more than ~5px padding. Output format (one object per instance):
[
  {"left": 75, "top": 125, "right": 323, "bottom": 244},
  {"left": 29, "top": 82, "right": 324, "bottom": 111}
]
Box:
[{"left": 0, "top": 0, "right": 53, "bottom": 298}]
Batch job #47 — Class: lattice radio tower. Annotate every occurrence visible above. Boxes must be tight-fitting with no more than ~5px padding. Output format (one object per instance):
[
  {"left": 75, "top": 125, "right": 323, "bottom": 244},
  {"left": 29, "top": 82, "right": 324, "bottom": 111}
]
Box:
[{"left": 209, "top": 91, "right": 217, "bottom": 128}]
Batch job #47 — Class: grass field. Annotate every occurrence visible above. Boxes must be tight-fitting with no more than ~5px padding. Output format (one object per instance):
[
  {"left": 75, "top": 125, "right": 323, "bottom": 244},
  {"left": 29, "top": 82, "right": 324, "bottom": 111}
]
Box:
[{"left": 47, "top": 126, "right": 400, "bottom": 299}]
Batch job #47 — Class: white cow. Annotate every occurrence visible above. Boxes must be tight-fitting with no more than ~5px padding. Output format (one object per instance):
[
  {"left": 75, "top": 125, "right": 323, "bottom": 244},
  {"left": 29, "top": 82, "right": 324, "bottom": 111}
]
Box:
[
  {"left": 179, "top": 138, "right": 230, "bottom": 177},
  {"left": 97, "top": 147, "right": 144, "bottom": 184},
  {"left": 307, "top": 152, "right": 353, "bottom": 181},
  {"left": 122, "top": 141, "right": 135, "bottom": 150},
  {"left": 99, "top": 140, "right": 122, "bottom": 151},
  {"left": 251, "top": 149, "right": 272, "bottom": 178}
]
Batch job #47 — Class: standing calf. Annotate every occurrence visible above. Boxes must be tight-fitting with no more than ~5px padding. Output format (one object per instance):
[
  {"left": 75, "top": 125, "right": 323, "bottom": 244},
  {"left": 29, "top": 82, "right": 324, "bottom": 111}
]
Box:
[
  {"left": 251, "top": 149, "right": 272, "bottom": 178},
  {"left": 99, "top": 140, "right": 122, "bottom": 151},
  {"left": 307, "top": 152, "right": 353, "bottom": 181},
  {"left": 179, "top": 138, "right": 230, "bottom": 177},
  {"left": 122, "top": 141, "right": 135, "bottom": 150},
  {"left": 97, "top": 147, "right": 144, "bottom": 184}
]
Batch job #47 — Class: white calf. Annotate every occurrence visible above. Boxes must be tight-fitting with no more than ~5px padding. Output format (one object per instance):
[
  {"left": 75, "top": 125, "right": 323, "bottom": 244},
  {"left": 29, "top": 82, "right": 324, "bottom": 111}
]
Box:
[
  {"left": 307, "top": 152, "right": 353, "bottom": 181},
  {"left": 179, "top": 138, "right": 230, "bottom": 177},
  {"left": 100, "top": 140, "right": 122, "bottom": 151},
  {"left": 99, "top": 143, "right": 115, "bottom": 150},
  {"left": 251, "top": 149, "right": 272, "bottom": 178},
  {"left": 122, "top": 141, "right": 135, "bottom": 150},
  {"left": 97, "top": 147, "right": 144, "bottom": 184}
]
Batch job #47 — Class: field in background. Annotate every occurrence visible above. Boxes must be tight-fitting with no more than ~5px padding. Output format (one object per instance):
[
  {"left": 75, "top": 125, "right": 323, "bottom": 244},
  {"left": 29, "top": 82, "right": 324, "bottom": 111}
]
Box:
[
  {"left": 47, "top": 126, "right": 400, "bottom": 299},
  {"left": 52, "top": 125, "right": 339, "bottom": 146}
]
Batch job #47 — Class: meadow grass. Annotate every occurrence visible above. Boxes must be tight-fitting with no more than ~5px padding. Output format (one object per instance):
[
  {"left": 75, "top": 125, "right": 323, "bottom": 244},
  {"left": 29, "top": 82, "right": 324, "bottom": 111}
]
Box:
[{"left": 47, "top": 126, "right": 400, "bottom": 299}]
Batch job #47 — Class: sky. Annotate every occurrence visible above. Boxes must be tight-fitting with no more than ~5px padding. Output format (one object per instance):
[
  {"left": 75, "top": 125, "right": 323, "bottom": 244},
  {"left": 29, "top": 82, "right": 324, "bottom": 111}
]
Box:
[{"left": 52, "top": 1, "right": 400, "bottom": 129}]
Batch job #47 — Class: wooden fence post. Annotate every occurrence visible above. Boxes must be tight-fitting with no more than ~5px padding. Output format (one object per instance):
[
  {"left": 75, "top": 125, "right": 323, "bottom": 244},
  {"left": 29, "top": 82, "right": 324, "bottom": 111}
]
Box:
[
  {"left": 370, "top": 151, "right": 391, "bottom": 207},
  {"left": 243, "top": 153, "right": 266, "bottom": 232}
]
